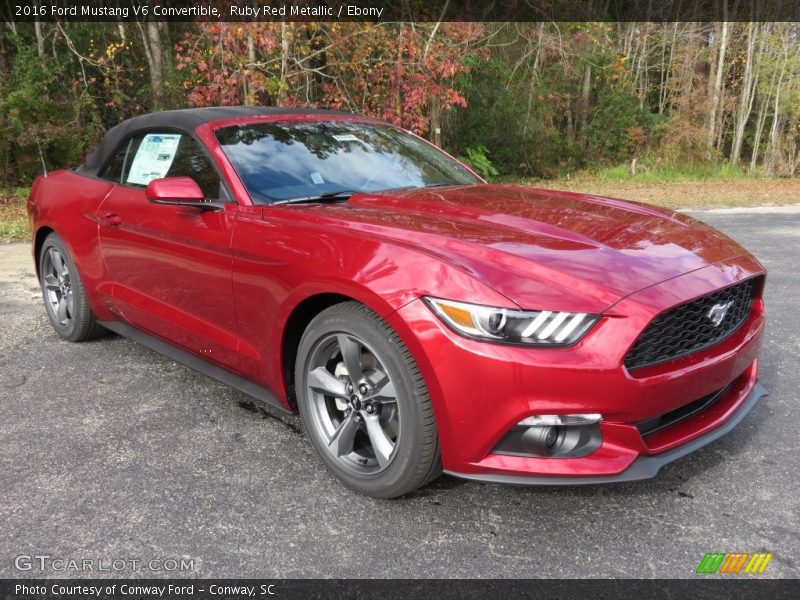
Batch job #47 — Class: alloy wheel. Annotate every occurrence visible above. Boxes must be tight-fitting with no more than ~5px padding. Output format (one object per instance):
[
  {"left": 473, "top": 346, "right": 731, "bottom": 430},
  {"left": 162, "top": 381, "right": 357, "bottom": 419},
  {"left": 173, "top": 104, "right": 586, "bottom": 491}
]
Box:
[
  {"left": 305, "top": 333, "right": 400, "bottom": 475},
  {"left": 42, "top": 247, "right": 74, "bottom": 328}
]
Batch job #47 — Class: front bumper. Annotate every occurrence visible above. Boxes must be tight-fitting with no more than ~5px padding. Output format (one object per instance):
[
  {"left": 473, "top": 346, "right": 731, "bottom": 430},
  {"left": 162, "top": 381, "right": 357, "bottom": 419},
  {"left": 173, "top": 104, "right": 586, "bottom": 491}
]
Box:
[
  {"left": 390, "top": 256, "right": 766, "bottom": 483},
  {"left": 445, "top": 380, "right": 767, "bottom": 485}
]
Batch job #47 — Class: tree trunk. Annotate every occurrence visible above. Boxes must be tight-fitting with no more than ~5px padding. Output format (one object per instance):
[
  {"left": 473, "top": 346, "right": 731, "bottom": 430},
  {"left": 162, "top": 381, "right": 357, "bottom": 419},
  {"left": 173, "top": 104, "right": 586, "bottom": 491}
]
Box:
[
  {"left": 6, "top": 15, "right": 17, "bottom": 38},
  {"left": 523, "top": 22, "right": 544, "bottom": 136},
  {"left": 278, "top": 21, "right": 290, "bottom": 107},
  {"left": 707, "top": 14, "right": 728, "bottom": 158},
  {"left": 422, "top": 0, "right": 448, "bottom": 61},
  {"left": 766, "top": 81, "right": 783, "bottom": 174},
  {"left": 730, "top": 23, "right": 758, "bottom": 166},
  {"left": 430, "top": 96, "right": 441, "bottom": 146},
  {"left": 659, "top": 22, "right": 679, "bottom": 114},
  {"left": 578, "top": 63, "right": 591, "bottom": 135},
  {"left": 395, "top": 24, "right": 404, "bottom": 119},
  {"left": 34, "top": 20, "right": 45, "bottom": 58},
  {"left": 750, "top": 92, "right": 769, "bottom": 170},
  {"left": 139, "top": 21, "right": 165, "bottom": 110},
  {"left": 158, "top": 22, "right": 173, "bottom": 70},
  {"left": 566, "top": 98, "right": 574, "bottom": 140},
  {"left": 636, "top": 23, "right": 649, "bottom": 110},
  {"left": 244, "top": 28, "right": 256, "bottom": 105}
]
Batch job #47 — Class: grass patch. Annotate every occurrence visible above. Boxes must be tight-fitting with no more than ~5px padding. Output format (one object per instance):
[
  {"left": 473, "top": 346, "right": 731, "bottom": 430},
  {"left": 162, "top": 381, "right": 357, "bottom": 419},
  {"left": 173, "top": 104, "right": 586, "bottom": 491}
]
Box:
[
  {"left": 0, "top": 188, "right": 30, "bottom": 242},
  {"left": 579, "top": 162, "right": 758, "bottom": 183},
  {"left": 500, "top": 162, "right": 765, "bottom": 186},
  {"left": 501, "top": 164, "right": 800, "bottom": 209}
]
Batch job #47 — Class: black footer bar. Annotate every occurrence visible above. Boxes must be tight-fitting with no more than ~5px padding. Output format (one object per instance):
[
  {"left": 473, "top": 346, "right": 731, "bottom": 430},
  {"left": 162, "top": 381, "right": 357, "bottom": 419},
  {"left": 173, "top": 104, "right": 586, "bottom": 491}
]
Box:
[{"left": 2, "top": 579, "right": 799, "bottom": 600}]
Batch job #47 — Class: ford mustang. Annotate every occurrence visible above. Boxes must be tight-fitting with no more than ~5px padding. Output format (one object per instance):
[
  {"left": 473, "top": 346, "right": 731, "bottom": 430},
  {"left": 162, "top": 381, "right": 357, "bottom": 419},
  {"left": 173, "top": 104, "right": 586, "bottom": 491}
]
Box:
[{"left": 27, "top": 107, "right": 767, "bottom": 498}]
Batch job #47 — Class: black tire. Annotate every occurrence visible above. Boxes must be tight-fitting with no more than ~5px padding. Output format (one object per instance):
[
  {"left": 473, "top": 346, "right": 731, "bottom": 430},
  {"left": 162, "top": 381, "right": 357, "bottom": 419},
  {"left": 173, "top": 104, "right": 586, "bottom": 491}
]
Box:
[
  {"left": 38, "top": 232, "right": 106, "bottom": 342},
  {"left": 295, "top": 302, "right": 441, "bottom": 498}
]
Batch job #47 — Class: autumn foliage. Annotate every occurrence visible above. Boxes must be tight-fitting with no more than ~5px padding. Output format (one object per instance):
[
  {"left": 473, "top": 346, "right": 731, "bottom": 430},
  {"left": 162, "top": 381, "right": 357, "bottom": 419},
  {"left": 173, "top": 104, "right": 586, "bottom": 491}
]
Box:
[
  {"left": 174, "top": 22, "right": 485, "bottom": 136},
  {"left": 1, "top": 20, "right": 799, "bottom": 186}
]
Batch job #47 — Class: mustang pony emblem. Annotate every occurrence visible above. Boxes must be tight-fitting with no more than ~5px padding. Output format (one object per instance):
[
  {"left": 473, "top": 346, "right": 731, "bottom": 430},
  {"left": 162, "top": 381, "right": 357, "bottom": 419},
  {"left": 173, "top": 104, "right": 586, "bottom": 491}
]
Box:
[{"left": 707, "top": 300, "right": 734, "bottom": 327}]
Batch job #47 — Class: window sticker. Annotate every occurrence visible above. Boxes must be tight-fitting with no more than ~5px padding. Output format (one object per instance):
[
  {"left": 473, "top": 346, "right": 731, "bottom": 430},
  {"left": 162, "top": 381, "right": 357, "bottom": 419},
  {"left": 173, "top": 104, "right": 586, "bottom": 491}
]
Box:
[
  {"left": 332, "top": 134, "right": 361, "bottom": 142},
  {"left": 310, "top": 172, "right": 325, "bottom": 185},
  {"left": 126, "top": 134, "right": 181, "bottom": 186}
]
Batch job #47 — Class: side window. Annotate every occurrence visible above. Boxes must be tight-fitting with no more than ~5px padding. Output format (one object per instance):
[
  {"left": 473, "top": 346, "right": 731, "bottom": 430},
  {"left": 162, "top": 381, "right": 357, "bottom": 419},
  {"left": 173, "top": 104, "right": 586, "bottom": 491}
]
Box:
[
  {"left": 98, "top": 139, "right": 131, "bottom": 184},
  {"left": 120, "top": 132, "right": 223, "bottom": 200}
]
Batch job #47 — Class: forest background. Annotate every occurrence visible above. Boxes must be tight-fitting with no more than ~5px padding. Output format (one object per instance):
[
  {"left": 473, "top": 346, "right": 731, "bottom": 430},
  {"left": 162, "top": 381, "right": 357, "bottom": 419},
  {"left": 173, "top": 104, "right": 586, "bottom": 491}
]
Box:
[{"left": 1, "top": 19, "right": 799, "bottom": 239}]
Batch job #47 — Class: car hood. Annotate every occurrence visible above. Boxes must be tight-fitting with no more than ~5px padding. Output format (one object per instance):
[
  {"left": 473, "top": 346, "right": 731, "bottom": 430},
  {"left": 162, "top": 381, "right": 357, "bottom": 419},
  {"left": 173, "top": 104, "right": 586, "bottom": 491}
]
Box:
[{"left": 315, "top": 184, "right": 751, "bottom": 312}]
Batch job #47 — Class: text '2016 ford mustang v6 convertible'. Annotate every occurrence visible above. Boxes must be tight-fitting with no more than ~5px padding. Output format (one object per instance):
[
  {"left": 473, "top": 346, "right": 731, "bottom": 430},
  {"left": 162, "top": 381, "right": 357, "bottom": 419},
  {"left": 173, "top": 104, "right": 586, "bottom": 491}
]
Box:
[{"left": 28, "top": 107, "right": 766, "bottom": 498}]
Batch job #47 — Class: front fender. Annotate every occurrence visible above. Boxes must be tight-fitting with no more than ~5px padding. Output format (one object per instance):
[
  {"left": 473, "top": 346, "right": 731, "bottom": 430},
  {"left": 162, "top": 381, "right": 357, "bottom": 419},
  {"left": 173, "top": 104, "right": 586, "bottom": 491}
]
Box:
[{"left": 232, "top": 210, "right": 514, "bottom": 407}]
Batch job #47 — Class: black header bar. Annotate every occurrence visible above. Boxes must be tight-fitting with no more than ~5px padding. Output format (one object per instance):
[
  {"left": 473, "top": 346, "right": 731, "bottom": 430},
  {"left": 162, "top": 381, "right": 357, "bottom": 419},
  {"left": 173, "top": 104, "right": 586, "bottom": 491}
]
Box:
[{"left": 4, "top": 0, "right": 800, "bottom": 23}]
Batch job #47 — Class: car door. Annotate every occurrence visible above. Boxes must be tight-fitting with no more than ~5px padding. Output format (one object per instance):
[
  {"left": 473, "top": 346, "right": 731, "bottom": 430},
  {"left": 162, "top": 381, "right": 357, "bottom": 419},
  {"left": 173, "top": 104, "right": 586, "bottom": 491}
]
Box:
[{"left": 94, "top": 130, "right": 242, "bottom": 369}]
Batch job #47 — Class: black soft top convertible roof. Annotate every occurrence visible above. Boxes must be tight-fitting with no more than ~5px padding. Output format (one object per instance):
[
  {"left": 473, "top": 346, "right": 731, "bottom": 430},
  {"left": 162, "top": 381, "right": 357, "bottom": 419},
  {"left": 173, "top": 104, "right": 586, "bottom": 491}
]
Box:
[{"left": 77, "top": 106, "right": 352, "bottom": 177}]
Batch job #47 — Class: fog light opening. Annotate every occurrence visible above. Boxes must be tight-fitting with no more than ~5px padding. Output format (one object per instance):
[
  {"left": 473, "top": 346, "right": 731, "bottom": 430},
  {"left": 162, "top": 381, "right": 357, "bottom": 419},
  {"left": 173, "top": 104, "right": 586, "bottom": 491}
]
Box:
[{"left": 493, "top": 414, "right": 603, "bottom": 458}]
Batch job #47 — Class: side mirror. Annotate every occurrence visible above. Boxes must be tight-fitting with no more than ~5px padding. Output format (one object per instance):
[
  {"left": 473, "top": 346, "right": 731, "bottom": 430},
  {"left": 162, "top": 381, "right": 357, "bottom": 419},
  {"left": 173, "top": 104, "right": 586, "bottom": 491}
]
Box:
[{"left": 145, "top": 177, "right": 218, "bottom": 208}]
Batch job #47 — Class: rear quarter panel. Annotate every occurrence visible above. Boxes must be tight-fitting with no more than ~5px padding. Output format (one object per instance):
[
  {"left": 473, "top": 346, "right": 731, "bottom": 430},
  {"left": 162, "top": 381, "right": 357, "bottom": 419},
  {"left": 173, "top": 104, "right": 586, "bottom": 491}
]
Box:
[{"left": 28, "top": 169, "right": 114, "bottom": 319}]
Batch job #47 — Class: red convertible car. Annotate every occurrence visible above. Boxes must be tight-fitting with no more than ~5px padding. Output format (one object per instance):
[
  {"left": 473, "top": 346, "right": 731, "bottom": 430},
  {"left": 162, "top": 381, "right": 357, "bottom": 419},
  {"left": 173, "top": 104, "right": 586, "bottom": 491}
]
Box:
[{"left": 28, "top": 107, "right": 766, "bottom": 498}]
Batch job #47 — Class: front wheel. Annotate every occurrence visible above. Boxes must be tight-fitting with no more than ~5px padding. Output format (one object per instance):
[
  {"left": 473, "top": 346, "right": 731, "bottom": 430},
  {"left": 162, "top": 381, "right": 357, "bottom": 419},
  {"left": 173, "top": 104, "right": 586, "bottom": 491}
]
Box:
[{"left": 295, "top": 302, "right": 441, "bottom": 498}]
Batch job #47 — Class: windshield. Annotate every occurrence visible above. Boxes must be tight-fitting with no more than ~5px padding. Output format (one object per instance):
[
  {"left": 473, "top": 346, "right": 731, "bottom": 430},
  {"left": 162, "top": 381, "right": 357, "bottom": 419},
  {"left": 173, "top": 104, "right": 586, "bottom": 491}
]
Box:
[{"left": 215, "top": 120, "right": 481, "bottom": 204}]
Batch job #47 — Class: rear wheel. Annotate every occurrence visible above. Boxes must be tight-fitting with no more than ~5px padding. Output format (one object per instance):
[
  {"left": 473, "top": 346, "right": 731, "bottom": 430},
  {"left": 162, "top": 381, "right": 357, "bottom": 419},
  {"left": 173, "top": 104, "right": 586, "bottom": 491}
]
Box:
[
  {"left": 39, "top": 233, "right": 106, "bottom": 342},
  {"left": 295, "top": 302, "right": 441, "bottom": 498}
]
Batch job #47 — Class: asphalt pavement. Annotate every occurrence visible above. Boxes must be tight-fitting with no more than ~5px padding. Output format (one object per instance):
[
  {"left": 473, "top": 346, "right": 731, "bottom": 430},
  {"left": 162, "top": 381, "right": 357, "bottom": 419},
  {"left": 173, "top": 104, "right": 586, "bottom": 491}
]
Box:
[{"left": 0, "top": 206, "right": 798, "bottom": 578}]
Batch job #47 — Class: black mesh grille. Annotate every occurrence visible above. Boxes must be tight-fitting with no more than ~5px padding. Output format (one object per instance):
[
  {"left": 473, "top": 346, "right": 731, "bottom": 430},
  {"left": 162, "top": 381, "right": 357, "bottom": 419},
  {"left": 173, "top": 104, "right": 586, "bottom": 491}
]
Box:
[{"left": 624, "top": 277, "right": 759, "bottom": 371}]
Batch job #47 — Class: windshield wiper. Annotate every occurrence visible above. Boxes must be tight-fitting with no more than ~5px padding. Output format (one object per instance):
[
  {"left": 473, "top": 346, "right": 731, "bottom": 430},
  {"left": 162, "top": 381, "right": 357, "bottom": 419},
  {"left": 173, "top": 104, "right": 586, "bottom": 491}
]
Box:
[
  {"left": 274, "top": 183, "right": 457, "bottom": 205},
  {"left": 273, "top": 190, "right": 356, "bottom": 205}
]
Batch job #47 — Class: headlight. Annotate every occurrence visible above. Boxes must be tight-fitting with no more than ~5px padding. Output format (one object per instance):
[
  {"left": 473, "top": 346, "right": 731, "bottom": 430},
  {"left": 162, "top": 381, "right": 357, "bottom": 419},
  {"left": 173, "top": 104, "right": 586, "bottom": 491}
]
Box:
[{"left": 423, "top": 297, "right": 599, "bottom": 346}]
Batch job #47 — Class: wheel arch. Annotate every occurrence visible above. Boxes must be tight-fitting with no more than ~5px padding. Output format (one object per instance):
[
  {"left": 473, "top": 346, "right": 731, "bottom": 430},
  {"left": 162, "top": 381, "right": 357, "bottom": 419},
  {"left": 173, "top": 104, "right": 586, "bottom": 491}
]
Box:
[
  {"left": 278, "top": 287, "right": 432, "bottom": 413},
  {"left": 32, "top": 225, "right": 56, "bottom": 277},
  {"left": 280, "top": 292, "right": 356, "bottom": 410}
]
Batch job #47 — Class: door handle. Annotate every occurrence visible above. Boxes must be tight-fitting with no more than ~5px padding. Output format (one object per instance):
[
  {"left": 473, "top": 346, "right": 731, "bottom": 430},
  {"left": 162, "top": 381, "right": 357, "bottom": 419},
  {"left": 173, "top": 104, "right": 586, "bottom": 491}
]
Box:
[{"left": 99, "top": 213, "right": 122, "bottom": 226}]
